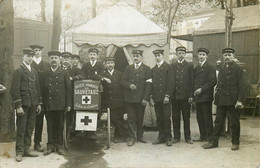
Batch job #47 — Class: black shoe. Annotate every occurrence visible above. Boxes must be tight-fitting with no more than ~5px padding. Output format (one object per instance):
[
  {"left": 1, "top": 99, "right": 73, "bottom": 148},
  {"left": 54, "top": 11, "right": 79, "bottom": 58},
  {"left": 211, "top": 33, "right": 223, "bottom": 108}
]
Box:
[
  {"left": 202, "top": 142, "right": 218, "bottom": 149},
  {"left": 231, "top": 144, "right": 239, "bottom": 151},
  {"left": 44, "top": 148, "right": 54, "bottom": 156},
  {"left": 152, "top": 139, "right": 165, "bottom": 145},
  {"left": 15, "top": 154, "right": 23, "bottom": 162},
  {"left": 137, "top": 138, "right": 147, "bottom": 143},
  {"left": 185, "top": 139, "right": 193, "bottom": 144},
  {"left": 34, "top": 143, "right": 44, "bottom": 152},
  {"left": 24, "top": 151, "right": 39, "bottom": 157},
  {"left": 172, "top": 139, "right": 180, "bottom": 143},
  {"left": 165, "top": 140, "right": 172, "bottom": 146},
  {"left": 127, "top": 138, "right": 135, "bottom": 146},
  {"left": 57, "top": 149, "right": 65, "bottom": 155}
]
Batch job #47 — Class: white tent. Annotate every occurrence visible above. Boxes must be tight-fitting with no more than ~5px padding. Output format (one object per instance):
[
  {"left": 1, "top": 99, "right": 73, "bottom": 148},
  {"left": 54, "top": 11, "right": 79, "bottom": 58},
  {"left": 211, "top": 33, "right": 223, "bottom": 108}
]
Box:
[{"left": 72, "top": 2, "right": 168, "bottom": 67}]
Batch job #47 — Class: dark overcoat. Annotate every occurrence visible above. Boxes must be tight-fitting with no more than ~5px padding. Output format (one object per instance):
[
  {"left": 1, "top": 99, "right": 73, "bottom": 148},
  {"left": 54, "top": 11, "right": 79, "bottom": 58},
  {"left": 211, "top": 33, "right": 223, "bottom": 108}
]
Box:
[
  {"left": 193, "top": 61, "right": 217, "bottom": 102},
  {"left": 10, "top": 63, "right": 42, "bottom": 108},
  {"left": 214, "top": 62, "right": 246, "bottom": 106},
  {"left": 151, "top": 62, "right": 173, "bottom": 102},
  {"left": 42, "top": 67, "right": 72, "bottom": 111},
  {"left": 80, "top": 61, "right": 104, "bottom": 80},
  {"left": 121, "top": 63, "right": 152, "bottom": 103}
]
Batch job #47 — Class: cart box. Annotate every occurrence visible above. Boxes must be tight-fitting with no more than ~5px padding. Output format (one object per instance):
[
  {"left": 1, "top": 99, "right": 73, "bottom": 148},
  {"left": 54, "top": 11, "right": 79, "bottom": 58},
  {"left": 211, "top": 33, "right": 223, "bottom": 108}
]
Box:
[
  {"left": 75, "top": 111, "right": 98, "bottom": 131},
  {"left": 74, "top": 80, "right": 101, "bottom": 110}
]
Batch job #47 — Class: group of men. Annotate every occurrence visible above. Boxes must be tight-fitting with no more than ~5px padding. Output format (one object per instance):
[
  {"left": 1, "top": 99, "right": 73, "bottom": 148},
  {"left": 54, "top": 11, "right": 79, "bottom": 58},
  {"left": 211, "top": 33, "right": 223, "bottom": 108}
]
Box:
[{"left": 10, "top": 44, "right": 246, "bottom": 162}]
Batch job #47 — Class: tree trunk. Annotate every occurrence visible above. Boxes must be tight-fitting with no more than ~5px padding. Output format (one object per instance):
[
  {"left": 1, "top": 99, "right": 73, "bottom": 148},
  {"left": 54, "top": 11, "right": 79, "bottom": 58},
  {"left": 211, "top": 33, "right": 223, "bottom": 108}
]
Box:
[
  {"left": 91, "top": 0, "right": 97, "bottom": 19},
  {"left": 0, "top": 0, "right": 15, "bottom": 142},
  {"left": 41, "top": 0, "right": 46, "bottom": 22},
  {"left": 51, "top": 0, "right": 62, "bottom": 50}
]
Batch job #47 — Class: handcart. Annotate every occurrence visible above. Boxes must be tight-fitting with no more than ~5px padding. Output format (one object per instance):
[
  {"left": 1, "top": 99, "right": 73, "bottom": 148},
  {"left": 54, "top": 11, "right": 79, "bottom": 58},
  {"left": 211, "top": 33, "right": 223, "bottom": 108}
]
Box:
[{"left": 63, "top": 80, "right": 111, "bottom": 149}]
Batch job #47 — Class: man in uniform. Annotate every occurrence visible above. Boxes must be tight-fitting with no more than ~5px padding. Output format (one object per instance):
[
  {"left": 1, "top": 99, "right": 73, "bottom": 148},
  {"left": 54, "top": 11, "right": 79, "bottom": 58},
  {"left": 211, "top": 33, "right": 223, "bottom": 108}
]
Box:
[
  {"left": 121, "top": 50, "right": 152, "bottom": 146},
  {"left": 10, "top": 48, "right": 42, "bottom": 162},
  {"left": 202, "top": 48, "right": 246, "bottom": 150},
  {"left": 79, "top": 48, "right": 104, "bottom": 80},
  {"left": 193, "top": 48, "right": 216, "bottom": 142},
  {"left": 71, "top": 54, "right": 81, "bottom": 69},
  {"left": 29, "top": 44, "right": 48, "bottom": 152},
  {"left": 42, "top": 51, "right": 72, "bottom": 155},
  {"left": 171, "top": 46, "right": 194, "bottom": 144},
  {"left": 150, "top": 49, "right": 173, "bottom": 146},
  {"left": 101, "top": 57, "right": 128, "bottom": 143}
]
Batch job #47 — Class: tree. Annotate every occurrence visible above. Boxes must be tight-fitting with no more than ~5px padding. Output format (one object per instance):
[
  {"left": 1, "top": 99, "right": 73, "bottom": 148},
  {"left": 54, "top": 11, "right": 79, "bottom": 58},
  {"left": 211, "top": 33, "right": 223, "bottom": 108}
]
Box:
[
  {"left": 41, "top": 0, "right": 46, "bottom": 22},
  {"left": 51, "top": 0, "right": 62, "bottom": 50},
  {"left": 0, "top": 0, "right": 15, "bottom": 142}
]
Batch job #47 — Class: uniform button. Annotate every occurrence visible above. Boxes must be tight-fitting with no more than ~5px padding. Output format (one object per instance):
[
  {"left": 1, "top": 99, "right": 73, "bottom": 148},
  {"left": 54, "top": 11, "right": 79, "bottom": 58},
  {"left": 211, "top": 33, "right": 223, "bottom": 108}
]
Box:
[
  {"left": 49, "top": 97, "right": 51, "bottom": 99},
  {"left": 50, "top": 84, "right": 51, "bottom": 86},
  {"left": 56, "top": 83, "right": 58, "bottom": 84}
]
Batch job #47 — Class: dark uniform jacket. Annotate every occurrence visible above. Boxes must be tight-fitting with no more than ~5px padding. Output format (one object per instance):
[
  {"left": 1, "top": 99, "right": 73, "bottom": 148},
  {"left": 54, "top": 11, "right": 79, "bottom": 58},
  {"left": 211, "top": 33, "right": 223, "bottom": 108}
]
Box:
[
  {"left": 79, "top": 61, "right": 104, "bottom": 80},
  {"left": 214, "top": 62, "right": 246, "bottom": 106},
  {"left": 193, "top": 61, "right": 217, "bottom": 103},
  {"left": 151, "top": 61, "right": 173, "bottom": 102},
  {"left": 42, "top": 67, "right": 72, "bottom": 111},
  {"left": 171, "top": 60, "right": 194, "bottom": 100},
  {"left": 101, "top": 69, "right": 124, "bottom": 109},
  {"left": 10, "top": 63, "right": 42, "bottom": 108},
  {"left": 121, "top": 63, "right": 152, "bottom": 103},
  {"left": 63, "top": 66, "right": 81, "bottom": 81}
]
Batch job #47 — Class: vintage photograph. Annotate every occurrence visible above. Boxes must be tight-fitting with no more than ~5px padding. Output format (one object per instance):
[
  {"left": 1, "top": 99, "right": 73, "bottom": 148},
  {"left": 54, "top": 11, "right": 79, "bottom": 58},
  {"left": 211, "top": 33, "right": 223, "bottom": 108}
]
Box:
[{"left": 0, "top": 0, "right": 259, "bottom": 167}]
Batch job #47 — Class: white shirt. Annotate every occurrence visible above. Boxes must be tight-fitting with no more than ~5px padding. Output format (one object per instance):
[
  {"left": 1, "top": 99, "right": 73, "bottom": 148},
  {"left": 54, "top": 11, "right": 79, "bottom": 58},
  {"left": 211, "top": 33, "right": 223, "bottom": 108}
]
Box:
[
  {"left": 90, "top": 60, "right": 97, "bottom": 67},
  {"left": 51, "top": 67, "right": 58, "bottom": 72},
  {"left": 33, "top": 57, "right": 42, "bottom": 65},
  {"left": 108, "top": 69, "right": 114, "bottom": 75},
  {"left": 135, "top": 62, "right": 142, "bottom": 69},
  {"left": 157, "top": 60, "right": 164, "bottom": 68},
  {"left": 23, "top": 62, "right": 31, "bottom": 71},
  {"left": 199, "top": 59, "right": 207, "bottom": 67},
  {"left": 177, "top": 59, "right": 184, "bottom": 64}
]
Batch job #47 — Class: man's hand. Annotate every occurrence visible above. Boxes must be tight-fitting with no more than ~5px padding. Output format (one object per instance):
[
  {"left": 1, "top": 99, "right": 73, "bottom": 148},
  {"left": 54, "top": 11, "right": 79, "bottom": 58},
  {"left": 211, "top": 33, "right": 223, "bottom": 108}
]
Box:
[
  {"left": 70, "top": 77, "right": 73, "bottom": 81},
  {"left": 142, "top": 99, "right": 148, "bottom": 106},
  {"left": 36, "top": 105, "right": 42, "bottom": 115},
  {"left": 235, "top": 101, "right": 243, "bottom": 109},
  {"left": 123, "top": 114, "right": 128, "bottom": 120},
  {"left": 130, "top": 84, "right": 137, "bottom": 90},
  {"left": 188, "top": 97, "right": 193, "bottom": 104},
  {"left": 103, "top": 77, "right": 111, "bottom": 84},
  {"left": 194, "top": 88, "right": 202, "bottom": 96},
  {"left": 163, "top": 96, "right": 170, "bottom": 104},
  {"left": 16, "top": 107, "right": 25, "bottom": 116},
  {"left": 65, "top": 106, "right": 71, "bottom": 113},
  {"left": 0, "top": 84, "right": 6, "bottom": 94},
  {"left": 149, "top": 98, "right": 155, "bottom": 107}
]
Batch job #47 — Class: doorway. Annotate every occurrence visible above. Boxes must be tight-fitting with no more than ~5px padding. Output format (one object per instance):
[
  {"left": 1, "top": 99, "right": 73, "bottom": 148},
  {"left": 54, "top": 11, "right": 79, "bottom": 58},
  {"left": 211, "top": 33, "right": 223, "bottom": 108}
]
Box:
[{"left": 113, "top": 47, "right": 129, "bottom": 73}]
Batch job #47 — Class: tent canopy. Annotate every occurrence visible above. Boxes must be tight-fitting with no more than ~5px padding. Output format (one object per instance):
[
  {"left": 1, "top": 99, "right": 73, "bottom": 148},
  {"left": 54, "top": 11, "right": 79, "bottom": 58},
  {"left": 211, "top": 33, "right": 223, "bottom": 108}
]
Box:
[
  {"left": 194, "top": 5, "right": 260, "bottom": 35},
  {"left": 72, "top": 2, "right": 167, "bottom": 47}
]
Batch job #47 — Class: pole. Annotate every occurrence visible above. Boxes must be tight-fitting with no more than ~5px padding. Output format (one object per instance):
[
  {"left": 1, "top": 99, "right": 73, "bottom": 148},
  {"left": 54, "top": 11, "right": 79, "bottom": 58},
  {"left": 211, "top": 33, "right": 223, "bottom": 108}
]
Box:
[{"left": 225, "top": 0, "right": 234, "bottom": 47}]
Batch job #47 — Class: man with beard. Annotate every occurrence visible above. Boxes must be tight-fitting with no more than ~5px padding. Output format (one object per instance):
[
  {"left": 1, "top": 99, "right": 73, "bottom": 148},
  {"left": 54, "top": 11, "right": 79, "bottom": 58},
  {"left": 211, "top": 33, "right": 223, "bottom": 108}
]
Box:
[
  {"left": 171, "top": 46, "right": 194, "bottom": 144},
  {"left": 79, "top": 48, "right": 104, "bottom": 80},
  {"left": 10, "top": 48, "right": 42, "bottom": 162},
  {"left": 42, "top": 51, "right": 72, "bottom": 155},
  {"left": 150, "top": 49, "right": 173, "bottom": 147},
  {"left": 101, "top": 57, "right": 128, "bottom": 143},
  {"left": 202, "top": 48, "right": 246, "bottom": 150},
  {"left": 29, "top": 44, "right": 48, "bottom": 152},
  {"left": 121, "top": 50, "right": 152, "bottom": 146},
  {"left": 193, "top": 48, "right": 216, "bottom": 142}
]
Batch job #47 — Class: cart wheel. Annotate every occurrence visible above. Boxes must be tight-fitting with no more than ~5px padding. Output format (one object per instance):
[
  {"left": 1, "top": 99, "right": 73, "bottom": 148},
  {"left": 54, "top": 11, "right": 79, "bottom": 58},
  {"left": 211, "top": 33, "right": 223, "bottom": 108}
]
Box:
[
  {"left": 107, "top": 108, "right": 111, "bottom": 148},
  {"left": 63, "top": 113, "right": 68, "bottom": 150}
]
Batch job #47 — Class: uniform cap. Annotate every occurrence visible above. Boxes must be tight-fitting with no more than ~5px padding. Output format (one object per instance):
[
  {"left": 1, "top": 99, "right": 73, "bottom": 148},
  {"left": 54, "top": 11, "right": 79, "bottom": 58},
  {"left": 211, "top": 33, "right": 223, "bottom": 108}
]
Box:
[
  {"left": 104, "top": 57, "right": 115, "bottom": 62},
  {"left": 131, "top": 49, "right": 143, "bottom": 55},
  {"left": 88, "top": 48, "right": 99, "bottom": 54},
  {"left": 48, "top": 50, "right": 61, "bottom": 56},
  {"left": 29, "top": 44, "right": 44, "bottom": 50},
  {"left": 71, "top": 54, "right": 80, "bottom": 59},
  {"left": 23, "top": 48, "right": 35, "bottom": 55},
  {"left": 61, "top": 52, "right": 72, "bottom": 57},
  {"left": 198, "top": 48, "right": 209, "bottom": 54},
  {"left": 222, "top": 48, "right": 235, "bottom": 54},
  {"left": 176, "top": 46, "right": 186, "bottom": 52},
  {"left": 152, "top": 49, "right": 164, "bottom": 55}
]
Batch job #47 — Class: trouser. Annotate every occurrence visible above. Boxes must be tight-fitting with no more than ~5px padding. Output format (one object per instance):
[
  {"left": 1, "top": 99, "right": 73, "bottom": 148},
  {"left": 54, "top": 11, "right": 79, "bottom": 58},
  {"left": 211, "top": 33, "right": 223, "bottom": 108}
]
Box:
[
  {"left": 110, "top": 107, "right": 128, "bottom": 139},
  {"left": 126, "top": 103, "right": 145, "bottom": 140},
  {"left": 172, "top": 99, "right": 191, "bottom": 140},
  {"left": 209, "top": 105, "right": 240, "bottom": 145},
  {"left": 45, "top": 110, "right": 64, "bottom": 150},
  {"left": 34, "top": 110, "right": 44, "bottom": 144},
  {"left": 196, "top": 102, "right": 213, "bottom": 139},
  {"left": 66, "top": 110, "right": 75, "bottom": 140},
  {"left": 16, "top": 105, "right": 37, "bottom": 155},
  {"left": 154, "top": 101, "right": 172, "bottom": 141}
]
